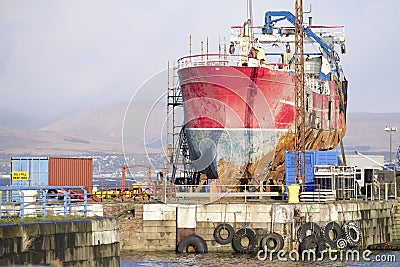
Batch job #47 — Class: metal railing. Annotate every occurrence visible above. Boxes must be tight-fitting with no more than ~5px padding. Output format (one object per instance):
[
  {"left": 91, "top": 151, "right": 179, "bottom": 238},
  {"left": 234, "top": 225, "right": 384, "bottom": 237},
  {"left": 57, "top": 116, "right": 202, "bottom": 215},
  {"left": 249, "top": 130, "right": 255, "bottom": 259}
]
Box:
[
  {"left": 162, "top": 183, "right": 286, "bottom": 203},
  {"left": 177, "top": 53, "right": 292, "bottom": 72},
  {"left": 363, "top": 182, "right": 397, "bottom": 201},
  {"left": 0, "top": 186, "right": 88, "bottom": 220}
]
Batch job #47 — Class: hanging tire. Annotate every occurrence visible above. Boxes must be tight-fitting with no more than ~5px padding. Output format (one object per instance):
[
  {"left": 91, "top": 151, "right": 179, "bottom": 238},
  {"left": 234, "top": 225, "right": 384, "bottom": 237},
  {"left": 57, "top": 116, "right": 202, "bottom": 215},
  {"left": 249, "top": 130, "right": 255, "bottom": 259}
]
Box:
[
  {"left": 297, "top": 222, "right": 321, "bottom": 243},
  {"left": 260, "top": 232, "right": 284, "bottom": 252},
  {"left": 177, "top": 234, "right": 208, "bottom": 253},
  {"left": 213, "top": 223, "right": 234, "bottom": 245},
  {"left": 321, "top": 221, "right": 343, "bottom": 248},
  {"left": 299, "top": 235, "right": 327, "bottom": 259},
  {"left": 342, "top": 221, "right": 362, "bottom": 248},
  {"left": 232, "top": 228, "right": 258, "bottom": 253}
]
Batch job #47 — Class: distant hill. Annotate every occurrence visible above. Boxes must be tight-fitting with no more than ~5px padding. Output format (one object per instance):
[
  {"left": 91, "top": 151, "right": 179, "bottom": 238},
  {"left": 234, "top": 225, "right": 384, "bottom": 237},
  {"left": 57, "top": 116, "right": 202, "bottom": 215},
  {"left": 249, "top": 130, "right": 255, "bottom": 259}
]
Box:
[
  {"left": 0, "top": 126, "right": 122, "bottom": 156},
  {"left": 41, "top": 103, "right": 126, "bottom": 143},
  {"left": 344, "top": 113, "right": 400, "bottom": 154},
  {"left": 0, "top": 102, "right": 399, "bottom": 158}
]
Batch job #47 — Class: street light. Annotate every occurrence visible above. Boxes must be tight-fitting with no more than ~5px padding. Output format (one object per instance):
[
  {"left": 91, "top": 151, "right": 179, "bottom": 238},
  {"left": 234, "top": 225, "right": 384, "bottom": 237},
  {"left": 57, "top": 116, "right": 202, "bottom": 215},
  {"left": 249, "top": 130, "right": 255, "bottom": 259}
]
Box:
[{"left": 384, "top": 126, "right": 397, "bottom": 164}]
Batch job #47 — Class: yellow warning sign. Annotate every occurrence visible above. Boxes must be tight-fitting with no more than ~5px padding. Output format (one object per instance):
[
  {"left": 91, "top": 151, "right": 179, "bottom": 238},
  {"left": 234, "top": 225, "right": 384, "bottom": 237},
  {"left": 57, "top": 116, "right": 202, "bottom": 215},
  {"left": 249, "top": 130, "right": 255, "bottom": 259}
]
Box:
[{"left": 12, "top": 171, "right": 29, "bottom": 180}]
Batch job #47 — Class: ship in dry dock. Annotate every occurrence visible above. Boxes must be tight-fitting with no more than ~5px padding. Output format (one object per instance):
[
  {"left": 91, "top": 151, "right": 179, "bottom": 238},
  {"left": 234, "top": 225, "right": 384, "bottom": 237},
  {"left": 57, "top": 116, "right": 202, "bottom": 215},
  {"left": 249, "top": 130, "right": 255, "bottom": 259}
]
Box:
[{"left": 176, "top": 10, "right": 348, "bottom": 187}]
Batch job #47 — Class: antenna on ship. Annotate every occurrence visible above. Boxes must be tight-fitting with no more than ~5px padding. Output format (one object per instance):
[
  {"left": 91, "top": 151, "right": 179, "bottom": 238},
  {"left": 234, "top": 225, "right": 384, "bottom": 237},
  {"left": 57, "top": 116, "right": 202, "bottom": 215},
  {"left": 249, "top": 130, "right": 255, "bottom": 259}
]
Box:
[
  {"left": 246, "top": 0, "right": 254, "bottom": 43},
  {"left": 247, "top": 0, "right": 253, "bottom": 26},
  {"left": 189, "top": 35, "right": 192, "bottom": 56}
]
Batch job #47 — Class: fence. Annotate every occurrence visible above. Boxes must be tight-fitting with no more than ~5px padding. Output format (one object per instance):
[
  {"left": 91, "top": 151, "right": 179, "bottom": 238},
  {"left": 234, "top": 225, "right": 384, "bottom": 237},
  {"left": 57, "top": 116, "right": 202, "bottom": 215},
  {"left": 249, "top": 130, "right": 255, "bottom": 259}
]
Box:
[
  {"left": 0, "top": 186, "right": 88, "bottom": 219},
  {"left": 363, "top": 182, "right": 397, "bottom": 201}
]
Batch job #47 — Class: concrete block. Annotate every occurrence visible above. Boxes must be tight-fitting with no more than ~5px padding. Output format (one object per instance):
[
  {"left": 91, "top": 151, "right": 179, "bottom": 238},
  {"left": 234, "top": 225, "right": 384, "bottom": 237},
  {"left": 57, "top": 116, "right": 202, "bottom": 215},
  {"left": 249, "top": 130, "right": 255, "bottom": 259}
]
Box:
[
  {"left": 177, "top": 205, "right": 196, "bottom": 228},
  {"left": 370, "top": 209, "right": 378, "bottom": 219},
  {"left": 226, "top": 203, "right": 248, "bottom": 213},
  {"left": 142, "top": 220, "right": 176, "bottom": 228},
  {"left": 73, "top": 220, "right": 92, "bottom": 233},
  {"left": 74, "top": 232, "right": 89, "bottom": 247},
  {"left": 157, "top": 226, "right": 176, "bottom": 234},
  {"left": 0, "top": 224, "right": 22, "bottom": 238},
  {"left": 247, "top": 211, "right": 270, "bottom": 223},
  {"left": 353, "top": 211, "right": 362, "bottom": 220},
  {"left": 307, "top": 203, "right": 321, "bottom": 213},
  {"left": 297, "top": 203, "right": 311, "bottom": 213},
  {"left": 92, "top": 218, "right": 117, "bottom": 232},
  {"left": 196, "top": 211, "right": 223, "bottom": 222},
  {"left": 328, "top": 204, "right": 339, "bottom": 221},
  {"left": 158, "top": 231, "right": 175, "bottom": 241},
  {"left": 92, "top": 230, "right": 119, "bottom": 246},
  {"left": 143, "top": 221, "right": 161, "bottom": 228},
  {"left": 41, "top": 235, "right": 54, "bottom": 251},
  {"left": 142, "top": 226, "right": 158, "bottom": 236},
  {"left": 308, "top": 212, "right": 321, "bottom": 223},
  {"left": 143, "top": 212, "right": 162, "bottom": 221},
  {"left": 251, "top": 222, "right": 269, "bottom": 229},
  {"left": 19, "top": 223, "right": 40, "bottom": 237},
  {"left": 143, "top": 204, "right": 177, "bottom": 221},
  {"left": 342, "top": 212, "right": 356, "bottom": 221},
  {"left": 273, "top": 205, "right": 293, "bottom": 223},
  {"left": 55, "top": 221, "right": 73, "bottom": 234},
  {"left": 200, "top": 204, "right": 227, "bottom": 214},
  {"left": 143, "top": 231, "right": 163, "bottom": 240}
]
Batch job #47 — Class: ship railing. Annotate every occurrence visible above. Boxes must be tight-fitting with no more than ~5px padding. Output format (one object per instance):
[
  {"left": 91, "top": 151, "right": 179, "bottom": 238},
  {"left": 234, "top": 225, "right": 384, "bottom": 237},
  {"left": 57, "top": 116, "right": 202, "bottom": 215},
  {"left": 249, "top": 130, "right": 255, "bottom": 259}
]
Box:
[
  {"left": 177, "top": 53, "right": 291, "bottom": 71},
  {"left": 177, "top": 53, "right": 236, "bottom": 69},
  {"left": 230, "top": 25, "right": 345, "bottom": 45},
  {"left": 0, "top": 186, "right": 89, "bottom": 220}
]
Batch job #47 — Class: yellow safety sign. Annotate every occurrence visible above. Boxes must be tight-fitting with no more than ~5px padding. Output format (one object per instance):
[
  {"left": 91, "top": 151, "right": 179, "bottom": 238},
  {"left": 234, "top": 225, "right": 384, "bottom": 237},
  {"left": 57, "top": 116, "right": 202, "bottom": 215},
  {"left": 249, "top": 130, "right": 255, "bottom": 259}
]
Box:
[{"left": 12, "top": 171, "right": 29, "bottom": 180}]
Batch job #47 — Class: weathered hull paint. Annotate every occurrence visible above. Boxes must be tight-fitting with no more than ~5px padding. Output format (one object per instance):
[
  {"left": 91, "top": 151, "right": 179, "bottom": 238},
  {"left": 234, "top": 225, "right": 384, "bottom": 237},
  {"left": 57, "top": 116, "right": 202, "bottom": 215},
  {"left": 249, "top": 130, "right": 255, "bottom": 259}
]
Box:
[{"left": 178, "top": 65, "right": 347, "bottom": 184}]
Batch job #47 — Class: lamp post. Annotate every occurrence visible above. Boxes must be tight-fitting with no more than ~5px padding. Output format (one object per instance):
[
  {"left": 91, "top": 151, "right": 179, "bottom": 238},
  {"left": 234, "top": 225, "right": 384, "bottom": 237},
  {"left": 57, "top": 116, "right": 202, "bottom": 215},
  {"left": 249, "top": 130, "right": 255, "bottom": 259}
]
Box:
[{"left": 384, "top": 126, "right": 397, "bottom": 164}]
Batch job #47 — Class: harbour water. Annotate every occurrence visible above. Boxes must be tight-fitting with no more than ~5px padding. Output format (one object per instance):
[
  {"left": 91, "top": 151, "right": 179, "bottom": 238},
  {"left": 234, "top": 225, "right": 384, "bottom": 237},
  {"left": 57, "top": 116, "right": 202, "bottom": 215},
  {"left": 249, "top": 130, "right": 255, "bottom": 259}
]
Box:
[{"left": 120, "top": 251, "right": 400, "bottom": 266}]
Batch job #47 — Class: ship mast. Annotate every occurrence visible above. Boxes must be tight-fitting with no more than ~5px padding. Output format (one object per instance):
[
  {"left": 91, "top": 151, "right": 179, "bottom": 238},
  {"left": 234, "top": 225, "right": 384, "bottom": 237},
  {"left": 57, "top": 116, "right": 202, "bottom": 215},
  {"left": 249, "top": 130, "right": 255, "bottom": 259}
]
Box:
[{"left": 294, "top": 0, "right": 306, "bottom": 189}]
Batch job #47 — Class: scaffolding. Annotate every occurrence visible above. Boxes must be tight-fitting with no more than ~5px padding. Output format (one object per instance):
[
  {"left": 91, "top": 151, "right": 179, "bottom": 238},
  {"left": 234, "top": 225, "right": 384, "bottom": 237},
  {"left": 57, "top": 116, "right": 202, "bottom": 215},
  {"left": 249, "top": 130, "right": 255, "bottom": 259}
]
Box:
[{"left": 166, "top": 62, "right": 199, "bottom": 185}]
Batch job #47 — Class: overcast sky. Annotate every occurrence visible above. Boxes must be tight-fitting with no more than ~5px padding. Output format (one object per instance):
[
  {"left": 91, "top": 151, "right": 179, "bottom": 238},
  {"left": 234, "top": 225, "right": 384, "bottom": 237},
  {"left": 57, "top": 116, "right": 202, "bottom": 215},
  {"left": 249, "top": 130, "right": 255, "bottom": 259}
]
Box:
[{"left": 1, "top": 0, "right": 399, "bottom": 128}]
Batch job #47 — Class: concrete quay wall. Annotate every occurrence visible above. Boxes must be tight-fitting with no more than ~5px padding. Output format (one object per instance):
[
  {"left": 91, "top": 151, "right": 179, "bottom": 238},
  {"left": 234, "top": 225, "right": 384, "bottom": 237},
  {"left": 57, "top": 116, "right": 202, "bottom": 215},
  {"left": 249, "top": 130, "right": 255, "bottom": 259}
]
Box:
[
  {"left": 105, "top": 201, "right": 395, "bottom": 252},
  {"left": 0, "top": 218, "right": 120, "bottom": 266}
]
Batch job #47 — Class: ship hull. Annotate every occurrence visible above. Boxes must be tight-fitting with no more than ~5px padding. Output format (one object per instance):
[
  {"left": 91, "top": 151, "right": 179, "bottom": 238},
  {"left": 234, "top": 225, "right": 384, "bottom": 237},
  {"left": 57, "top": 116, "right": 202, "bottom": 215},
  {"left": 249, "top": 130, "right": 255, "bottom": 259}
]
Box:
[{"left": 178, "top": 65, "right": 347, "bottom": 185}]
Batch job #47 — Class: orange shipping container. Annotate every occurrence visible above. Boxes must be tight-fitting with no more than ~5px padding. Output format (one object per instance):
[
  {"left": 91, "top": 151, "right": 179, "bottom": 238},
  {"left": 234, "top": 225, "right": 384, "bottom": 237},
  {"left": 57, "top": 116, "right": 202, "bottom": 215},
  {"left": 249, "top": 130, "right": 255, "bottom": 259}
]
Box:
[{"left": 48, "top": 158, "right": 93, "bottom": 193}]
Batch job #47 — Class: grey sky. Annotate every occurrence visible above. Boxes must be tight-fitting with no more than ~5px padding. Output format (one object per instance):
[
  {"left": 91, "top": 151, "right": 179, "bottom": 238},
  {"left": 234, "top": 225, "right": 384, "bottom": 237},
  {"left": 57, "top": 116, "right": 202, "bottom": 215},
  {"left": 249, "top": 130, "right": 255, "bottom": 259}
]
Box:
[{"left": 1, "top": 0, "right": 399, "bottom": 128}]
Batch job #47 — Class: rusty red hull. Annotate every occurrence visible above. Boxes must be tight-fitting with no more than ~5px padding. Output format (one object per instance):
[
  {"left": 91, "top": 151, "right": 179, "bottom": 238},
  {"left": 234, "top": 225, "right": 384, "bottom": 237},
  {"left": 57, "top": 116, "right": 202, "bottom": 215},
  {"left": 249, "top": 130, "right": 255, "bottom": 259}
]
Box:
[{"left": 178, "top": 65, "right": 347, "bottom": 183}]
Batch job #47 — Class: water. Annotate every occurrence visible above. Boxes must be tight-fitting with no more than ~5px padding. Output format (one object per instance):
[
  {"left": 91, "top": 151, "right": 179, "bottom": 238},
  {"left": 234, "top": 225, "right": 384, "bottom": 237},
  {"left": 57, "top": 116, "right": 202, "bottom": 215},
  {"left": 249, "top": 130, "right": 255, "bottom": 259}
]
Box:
[{"left": 120, "top": 251, "right": 400, "bottom": 266}]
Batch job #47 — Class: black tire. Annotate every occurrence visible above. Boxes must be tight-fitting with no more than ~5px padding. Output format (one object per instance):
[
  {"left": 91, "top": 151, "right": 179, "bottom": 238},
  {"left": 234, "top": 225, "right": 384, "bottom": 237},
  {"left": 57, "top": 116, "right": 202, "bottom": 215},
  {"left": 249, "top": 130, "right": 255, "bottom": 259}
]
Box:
[
  {"left": 260, "top": 232, "right": 284, "bottom": 252},
  {"left": 213, "top": 223, "right": 234, "bottom": 245},
  {"left": 299, "top": 235, "right": 326, "bottom": 259},
  {"left": 297, "top": 222, "right": 321, "bottom": 243},
  {"left": 232, "top": 228, "right": 258, "bottom": 253},
  {"left": 177, "top": 234, "right": 208, "bottom": 253},
  {"left": 342, "top": 221, "right": 362, "bottom": 248},
  {"left": 321, "top": 221, "right": 343, "bottom": 248}
]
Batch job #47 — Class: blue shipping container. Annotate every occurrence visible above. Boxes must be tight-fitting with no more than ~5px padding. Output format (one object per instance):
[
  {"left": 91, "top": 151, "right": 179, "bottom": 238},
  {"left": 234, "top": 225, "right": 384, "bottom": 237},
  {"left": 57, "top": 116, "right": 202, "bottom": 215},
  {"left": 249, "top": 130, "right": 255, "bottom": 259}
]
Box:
[
  {"left": 11, "top": 157, "right": 49, "bottom": 187},
  {"left": 285, "top": 150, "right": 338, "bottom": 192}
]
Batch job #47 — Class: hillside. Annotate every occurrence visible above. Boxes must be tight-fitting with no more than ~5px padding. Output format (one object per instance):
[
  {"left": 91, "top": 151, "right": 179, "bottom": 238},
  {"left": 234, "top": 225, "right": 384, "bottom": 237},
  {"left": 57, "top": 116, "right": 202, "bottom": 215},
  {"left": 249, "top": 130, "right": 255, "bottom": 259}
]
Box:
[
  {"left": 0, "top": 103, "right": 399, "bottom": 157},
  {"left": 343, "top": 113, "right": 400, "bottom": 153},
  {"left": 0, "top": 126, "right": 122, "bottom": 156}
]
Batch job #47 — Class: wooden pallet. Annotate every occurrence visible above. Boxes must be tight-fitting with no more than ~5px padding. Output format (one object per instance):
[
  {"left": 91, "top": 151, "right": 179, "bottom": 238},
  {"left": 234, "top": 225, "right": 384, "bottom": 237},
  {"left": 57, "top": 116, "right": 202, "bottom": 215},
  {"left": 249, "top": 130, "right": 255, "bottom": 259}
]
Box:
[{"left": 300, "top": 190, "right": 336, "bottom": 202}]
